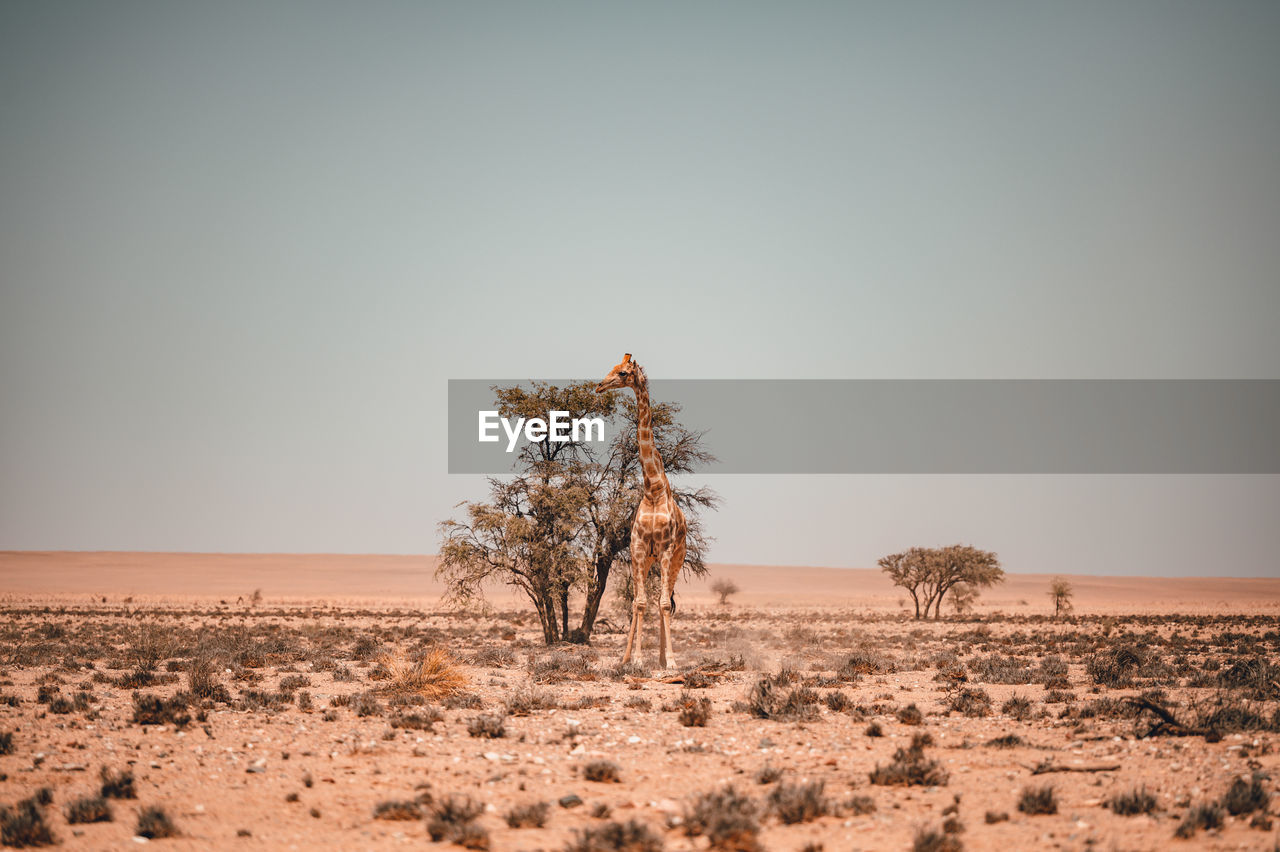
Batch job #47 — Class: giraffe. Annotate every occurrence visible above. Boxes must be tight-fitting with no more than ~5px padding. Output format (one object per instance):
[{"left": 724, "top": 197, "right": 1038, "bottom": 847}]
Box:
[{"left": 596, "top": 353, "right": 688, "bottom": 669}]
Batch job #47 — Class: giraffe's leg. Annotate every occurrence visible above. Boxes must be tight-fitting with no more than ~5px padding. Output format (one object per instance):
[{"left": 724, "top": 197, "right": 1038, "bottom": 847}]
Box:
[
  {"left": 621, "top": 544, "right": 652, "bottom": 666},
  {"left": 657, "top": 539, "right": 686, "bottom": 670}
]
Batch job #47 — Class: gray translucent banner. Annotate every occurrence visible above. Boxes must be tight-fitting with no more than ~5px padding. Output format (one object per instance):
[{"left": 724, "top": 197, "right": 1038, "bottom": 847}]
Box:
[{"left": 449, "top": 380, "right": 1280, "bottom": 474}]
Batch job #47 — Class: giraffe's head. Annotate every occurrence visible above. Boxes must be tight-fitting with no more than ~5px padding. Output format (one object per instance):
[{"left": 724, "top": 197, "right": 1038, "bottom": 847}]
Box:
[{"left": 596, "top": 353, "right": 642, "bottom": 393}]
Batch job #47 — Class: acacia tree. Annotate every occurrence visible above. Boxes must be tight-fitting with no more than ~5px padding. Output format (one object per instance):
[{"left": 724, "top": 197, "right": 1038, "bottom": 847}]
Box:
[
  {"left": 711, "top": 578, "right": 740, "bottom": 605},
  {"left": 437, "top": 381, "right": 718, "bottom": 645},
  {"left": 1048, "top": 577, "right": 1073, "bottom": 618},
  {"left": 880, "top": 544, "right": 1004, "bottom": 619}
]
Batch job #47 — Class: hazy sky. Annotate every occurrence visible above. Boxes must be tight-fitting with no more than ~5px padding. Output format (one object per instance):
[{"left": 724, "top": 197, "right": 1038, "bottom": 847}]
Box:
[{"left": 2, "top": 2, "right": 1278, "bottom": 576}]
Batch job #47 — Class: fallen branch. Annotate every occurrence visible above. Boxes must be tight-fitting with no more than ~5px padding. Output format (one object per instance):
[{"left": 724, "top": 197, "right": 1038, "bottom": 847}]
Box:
[
  {"left": 1029, "top": 761, "right": 1121, "bottom": 775},
  {"left": 1123, "top": 696, "right": 1211, "bottom": 738}
]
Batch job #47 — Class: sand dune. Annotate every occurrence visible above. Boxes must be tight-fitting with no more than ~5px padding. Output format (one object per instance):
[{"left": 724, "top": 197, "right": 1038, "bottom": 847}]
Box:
[{"left": 2, "top": 551, "right": 1277, "bottom": 614}]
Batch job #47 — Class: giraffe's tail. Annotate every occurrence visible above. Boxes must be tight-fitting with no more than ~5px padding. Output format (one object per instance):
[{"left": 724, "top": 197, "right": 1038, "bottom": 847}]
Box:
[{"left": 669, "top": 590, "right": 677, "bottom": 617}]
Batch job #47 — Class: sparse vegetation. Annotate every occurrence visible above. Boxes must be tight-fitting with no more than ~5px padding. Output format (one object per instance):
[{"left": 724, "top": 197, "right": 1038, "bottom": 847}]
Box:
[
  {"left": 426, "top": 795, "right": 486, "bottom": 846},
  {"left": 99, "top": 767, "right": 137, "bottom": 799},
  {"left": 65, "top": 795, "right": 112, "bottom": 824},
  {"left": 373, "top": 800, "right": 421, "bottom": 820},
  {"left": 466, "top": 713, "right": 507, "bottom": 738},
  {"left": 677, "top": 693, "right": 711, "bottom": 727},
  {"left": 564, "top": 819, "right": 664, "bottom": 852},
  {"left": 1221, "top": 773, "right": 1269, "bottom": 816},
  {"left": 136, "top": 805, "right": 180, "bottom": 839},
  {"left": 912, "top": 825, "right": 963, "bottom": 852},
  {"left": 767, "top": 781, "right": 831, "bottom": 824},
  {"left": 683, "top": 786, "right": 761, "bottom": 851},
  {"left": 583, "top": 760, "right": 622, "bottom": 783},
  {"left": 1107, "top": 787, "right": 1157, "bottom": 816},
  {"left": 505, "top": 801, "right": 550, "bottom": 828},
  {"left": 870, "top": 733, "right": 949, "bottom": 787},
  {"left": 1017, "top": 785, "right": 1057, "bottom": 816},
  {"left": 377, "top": 648, "right": 468, "bottom": 699},
  {"left": 3, "top": 580, "right": 1279, "bottom": 851},
  {"left": 1174, "top": 801, "right": 1223, "bottom": 839},
  {"left": 0, "top": 798, "right": 55, "bottom": 848}
]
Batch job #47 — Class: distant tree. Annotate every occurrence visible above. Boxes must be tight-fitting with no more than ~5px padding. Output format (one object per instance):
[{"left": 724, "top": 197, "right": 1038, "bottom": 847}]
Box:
[
  {"left": 1048, "top": 577, "right": 1073, "bottom": 618},
  {"left": 437, "top": 381, "right": 718, "bottom": 645},
  {"left": 878, "top": 548, "right": 932, "bottom": 619},
  {"left": 879, "top": 544, "right": 1004, "bottom": 619},
  {"left": 710, "top": 578, "right": 740, "bottom": 606}
]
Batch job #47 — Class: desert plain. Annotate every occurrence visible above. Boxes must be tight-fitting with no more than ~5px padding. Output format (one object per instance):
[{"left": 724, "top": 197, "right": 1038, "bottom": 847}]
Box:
[{"left": 1, "top": 551, "right": 1278, "bottom": 851}]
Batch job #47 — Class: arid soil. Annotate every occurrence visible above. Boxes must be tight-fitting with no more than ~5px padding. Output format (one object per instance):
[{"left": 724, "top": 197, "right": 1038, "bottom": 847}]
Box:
[{"left": 1, "top": 553, "right": 1278, "bottom": 851}]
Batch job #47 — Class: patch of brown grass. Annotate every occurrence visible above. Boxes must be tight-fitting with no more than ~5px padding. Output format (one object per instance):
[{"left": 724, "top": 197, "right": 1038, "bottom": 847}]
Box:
[{"left": 375, "top": 648, "right": 468, "bottom": 700}]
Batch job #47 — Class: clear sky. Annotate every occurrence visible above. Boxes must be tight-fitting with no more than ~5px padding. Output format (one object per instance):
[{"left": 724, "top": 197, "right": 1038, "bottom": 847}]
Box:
[{"left": 2, "top": 2, "right": 1278, "bottom": 576}]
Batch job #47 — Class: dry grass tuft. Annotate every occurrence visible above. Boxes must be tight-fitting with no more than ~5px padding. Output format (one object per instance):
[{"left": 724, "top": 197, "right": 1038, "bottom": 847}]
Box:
[
  {"left": 1016, "top": 785, "right": 1057, "bottom": 816},
  {"left": 136, "top": 805, "right": 180, "bottom": 839},
  {"left": 0, "top": 798, "right": 55, "bottom": 848},
  {"left": 564, "top": 819, "right": 664, "bottom": 852},
  {"left": 376, "top": 648, "right": 468, "bottom": 700}
]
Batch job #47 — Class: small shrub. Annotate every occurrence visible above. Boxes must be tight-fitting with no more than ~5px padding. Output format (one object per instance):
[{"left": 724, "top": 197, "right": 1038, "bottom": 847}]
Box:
[
  {"left": 130, "top": 693, "right": 190, "bottom": 728},
  {"left": 1107, "top": 787, "right": 1157, "bottom": 816},
  {"left": 945, "top": 687, "right": 992, "bottom": 718},
  {"left": 870, "top": 734, "right": 948, "bottom": 787},
  {"left": 678, "top": 694, "right": 711, "bottom": 727},
  {"left": 564, "top": 819, "right": 664, "bottom": 852},
  {"left": 1017, "top": 785, "right": 1057, "bottom": 816},
  {"left": 100, "top": 767, "right": 137, "bottom": 799},
  {"left": 0, "top": 732, "right": 13, "bottom": 756},
  {"left": 755, "top": 764, "right": 782, "bottom": 785},
  {"left": 506, "top": 687, "right": 559, "bottom": 716},
  {"left": 136, "top": 805, "right": 179, "bottom": 839},
  {"left": 839, "top": 795, "right": 876, "bottom": 816},
  {"left": 426, "top": 795, "right": 484, "bottom": 843},
  {"left": 968, "top": 654, "right": 1033, "bottom": 685},
  {"left": 745, "top": 675, "right": 818, "bottom": 722},
  {"left": 1001, "top": 694, "right": 1033, "bottom": 720},
  {"left": 766, "top": 781, "right": 830, "bottom": 824},
  {"left": 912, "top": 826, "right": 962, "bottom": 852},
  {"left": 0, "top": 798, "right": 55, "bottom": 848},
  {"left": 823, "top": 691, "right": 850, "bottom": 713},
  {"left": 65, "top": 795, "right": 112, "bottom": 824},
  {"left": 984, "top": 811, "right": 1008, "bottom": 824},
  {"left": 1222, "top": 774, "right": 1268, "bottom": 816},
  {"left": 897, "top": 703, "right": 923, "bottom": 725},
  {"left": 505, "top": 801, "right": 549, "bottom": 828},
  {"left": 985, "top": 734, "right": 1024, "bottom": 749},
  {"left": 372, "top": 800, "right": 420, "bottom": 821},
  {"left": 683, "top": 786, "right": 761, "bottom": 851},
  {"left": 353, "top": 692, "right": 382, "bottom": 717},
  {"left": 1174, "top": 802, "right": 1223, "bottom": 839},
  {"left": 390, "top": 709, "right": 442, "bottom": 731},
  {"left": 186, "top": 656, "right": 230, "bottom": 702},
  {"left": 838, "top": 650, "right": 896, "bottom": 678},
  {"left": 278, "top": 674, "right": 311, "bottom": 692},
  {"left": 583, "top": 760, "right": 622, "bottom": 783},
  {"left": 865, "top": 722, "right": 883, "bottom": 737},
  {"left": 467, "top": 713, "right": 506, "bottom": 739},
  {"left": 1086, "top": 645, "right": 1145, "bottom": 688}
]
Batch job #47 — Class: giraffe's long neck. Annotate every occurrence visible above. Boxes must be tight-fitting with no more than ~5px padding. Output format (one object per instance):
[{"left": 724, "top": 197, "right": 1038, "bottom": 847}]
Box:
[{"left": 633, "top": 373, "right": 667, "bottom": 501}]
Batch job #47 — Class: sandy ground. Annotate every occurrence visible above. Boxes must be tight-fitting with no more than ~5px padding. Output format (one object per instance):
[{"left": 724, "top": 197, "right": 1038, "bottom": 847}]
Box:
[
  {"left": 3, "top": 551, "right": 1278, "bottom": 614},
  {"left": 1, "top": 553, "right": 1278, "bottom": 851}
]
